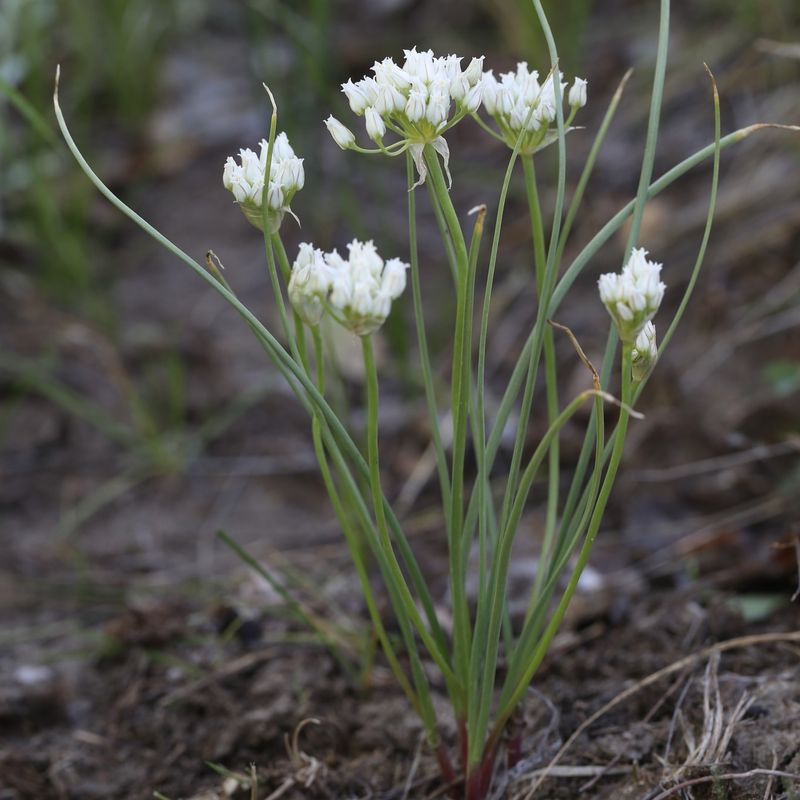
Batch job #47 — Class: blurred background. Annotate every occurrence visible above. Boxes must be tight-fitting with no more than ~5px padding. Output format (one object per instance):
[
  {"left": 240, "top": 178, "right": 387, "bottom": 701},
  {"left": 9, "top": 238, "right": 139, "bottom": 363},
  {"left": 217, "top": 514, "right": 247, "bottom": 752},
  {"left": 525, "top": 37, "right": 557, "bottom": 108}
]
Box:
[{"left": 1, "top": 1, "right": 799, "bottom": 798}]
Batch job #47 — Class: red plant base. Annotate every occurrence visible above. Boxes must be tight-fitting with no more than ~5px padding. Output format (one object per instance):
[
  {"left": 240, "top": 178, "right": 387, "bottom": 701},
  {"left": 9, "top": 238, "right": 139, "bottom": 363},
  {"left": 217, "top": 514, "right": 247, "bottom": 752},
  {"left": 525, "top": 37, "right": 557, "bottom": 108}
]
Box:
[
  {"left": 442, "top": 720, "right": 499, "bottom": 800},
  {"left": 464, "top": 753, "right": 496, "bottom": 800},
  {"left": 506, "top": 734, "right": 523, "bottom": 769},
  {"left": 436, "top": 743, "right": 457, "bottom": 785}
]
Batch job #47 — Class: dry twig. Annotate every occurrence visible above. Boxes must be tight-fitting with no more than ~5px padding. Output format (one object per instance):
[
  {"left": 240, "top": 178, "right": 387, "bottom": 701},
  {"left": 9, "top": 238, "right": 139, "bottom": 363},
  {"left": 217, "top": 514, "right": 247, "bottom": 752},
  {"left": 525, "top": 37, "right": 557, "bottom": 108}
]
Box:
[
  {"left": 647, "top": 768, "right": 800, "bottom": 800},
  {"left": 520, "top": 631, "right": 800, "bottom": 798}
]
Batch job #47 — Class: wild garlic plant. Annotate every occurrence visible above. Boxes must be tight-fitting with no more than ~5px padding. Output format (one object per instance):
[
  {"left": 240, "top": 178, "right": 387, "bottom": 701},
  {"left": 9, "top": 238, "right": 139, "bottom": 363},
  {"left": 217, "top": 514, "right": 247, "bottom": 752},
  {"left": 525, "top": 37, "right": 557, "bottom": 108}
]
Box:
[{"left": 54, "top": 1, "right": 798, "bottom": 796}]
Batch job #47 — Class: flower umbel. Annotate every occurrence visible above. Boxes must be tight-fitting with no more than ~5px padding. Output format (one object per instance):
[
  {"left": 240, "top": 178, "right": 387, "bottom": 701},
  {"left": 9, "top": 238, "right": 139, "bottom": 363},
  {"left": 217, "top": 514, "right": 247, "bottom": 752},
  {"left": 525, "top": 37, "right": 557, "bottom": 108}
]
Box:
[
  {"left": 480, "top": 63, "right": 587, "bottom": 154},
  {"left": 288, "top": 239, "right": 408, "bottom": 336},
  {"left": 598, "top": 248, "right": 666, "bottom": 342},
  {"left": 631, "top": 321, "right": 658, "bottom": 382},
  {"left": 333, "top": 47, "right": 485, "bottom": 184},
  {"left": 222, "top": 132, "right": 304, "bottom": 233}
]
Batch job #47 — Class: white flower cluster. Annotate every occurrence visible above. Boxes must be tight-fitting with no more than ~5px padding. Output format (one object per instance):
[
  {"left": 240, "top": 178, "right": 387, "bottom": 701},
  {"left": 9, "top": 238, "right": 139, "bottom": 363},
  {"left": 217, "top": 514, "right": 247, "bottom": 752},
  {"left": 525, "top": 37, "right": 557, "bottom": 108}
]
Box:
[
  {"left": 631, "top": 321, "right": 658, "bottom": 382},
  {"left": 288, "top": 239, "right": 409, "bottom": 336},
  {"left": 482, "top": 63, "right": 587, "bottom": 153},
  {"left": 337, "top": 48, "right": 484, "bottom": 145},
  {"left": 598, "top": 248, "right": 665, "bottom": 342},
  {"left": 222, "top": 133, "right": 304, "bottom": 233}
]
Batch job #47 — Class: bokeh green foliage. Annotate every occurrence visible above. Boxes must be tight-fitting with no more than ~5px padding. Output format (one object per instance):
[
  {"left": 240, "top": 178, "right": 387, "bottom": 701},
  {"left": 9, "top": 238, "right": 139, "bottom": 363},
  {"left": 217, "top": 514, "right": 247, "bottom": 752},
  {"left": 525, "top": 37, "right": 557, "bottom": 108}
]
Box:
[
  {"left": 0, "top": 0, "right": 213, "bottom": 521},
  {"left": 700, "top": 0, "right": 800, "bottom": 35},
  {"left": 0, "top": 0, "right": 201, "bottom": 311},
  {"left": 490, "top": 0, "right": 800, "bottom": 73},
  {"left": 486, "top": 0, "right": 593, "bottom": 71}
]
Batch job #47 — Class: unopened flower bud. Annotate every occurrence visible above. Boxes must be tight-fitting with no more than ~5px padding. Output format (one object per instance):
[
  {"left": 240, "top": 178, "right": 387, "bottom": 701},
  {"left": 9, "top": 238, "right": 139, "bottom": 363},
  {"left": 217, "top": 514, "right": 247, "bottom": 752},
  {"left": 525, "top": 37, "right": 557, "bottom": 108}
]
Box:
[
  {"left": 284, "top": 157, "right": 305, "bottom": 191},
  {"left": 381, "top": 258, "right": 408, "bottom": 298},
  {"left": 569, "top": 77, "right": 588, "bottom": 108},
  {"left": 426, "top": 91, "right": 450, "bottom": 126},
  {"left": 288, "top": 243, "right": 329, "bottom": 326},
  {"left": 272, "top": 132, "right": 295, "bottom": 161},
  {"left": 350, "top": 281, "right": 375, "bottom": 317},
  {"left": 329, "top": 266, "right": 352, "bottom": 310},
  {"left": 481, "top": 71, "right": 498, "bottom": 114},
  {"left": 463, "top": 56, "right": 485, "bottom": 86},
  {"left": 365, "top": 107, "right": 385, "bottom": 142},
  {"left": 266, "top": 181, "right": 284, "bottom": 211},
  {"left": 342, "top": 79, "right": 369, "bottom": 114},
  {"left": 373, "top": 291, "right": 392, "bottom": 322},
  {"left": 449, "top": 74, "right": 470, "bottom": 102},
  {"left": 405, "top": 89, "right": 427, "bottom": 122},
  {"left": 463, "top": 83, "right": 482, "bottom": 113},
  {"left": 374, "top": 84, "right": 405, "bottom": 115},
  {"left": 325, "top": 115, "right": 355, "bottom": 150},
  {"left": 631, "top": 321, "right": 658, "bottom": 382},
  {"left": 372, "top": 57, "right": 411, "bottom": 91}
]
